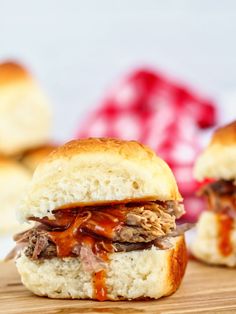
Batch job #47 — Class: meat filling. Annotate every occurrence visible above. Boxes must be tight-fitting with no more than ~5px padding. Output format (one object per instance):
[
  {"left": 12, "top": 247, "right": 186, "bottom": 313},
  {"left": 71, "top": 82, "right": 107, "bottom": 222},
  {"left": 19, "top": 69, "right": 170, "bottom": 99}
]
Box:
[
  {"left": 12, "top": 201, "right": 188, "bottom": 263},
  {"left": 199, "top": 179, "right": 236, "bottom": 216}
]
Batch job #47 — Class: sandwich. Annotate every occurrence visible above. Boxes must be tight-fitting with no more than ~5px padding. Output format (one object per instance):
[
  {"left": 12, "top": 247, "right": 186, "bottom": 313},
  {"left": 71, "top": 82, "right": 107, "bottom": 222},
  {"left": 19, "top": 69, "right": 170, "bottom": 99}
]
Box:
[
  {"left": 0, "top": 158, "right": 31, "bottom": 234},
  {"left": 12, "top": 138, "right": 188, "bottom": 300},
  {"left": 0, "top": 61, "right": 51, "bottom": 156},
  {"left": 191, "top": 120, "right": 236, "bottom": 266}
]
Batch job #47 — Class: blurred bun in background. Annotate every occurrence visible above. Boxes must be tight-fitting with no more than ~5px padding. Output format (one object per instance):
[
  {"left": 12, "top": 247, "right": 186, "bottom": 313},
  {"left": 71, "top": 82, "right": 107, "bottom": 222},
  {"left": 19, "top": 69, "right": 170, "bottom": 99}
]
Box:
[
  {"left": 0, "top": 61, "right": 51, "bottom": 156},
  {"left": 20, "top": 144, "right": 57, "bottom": 172},
  {"left": 0, "top": 157, "right": 31, "bottom": 234},
  {"left": 0, "top": 61, "right": 54, "bottom": 234}
]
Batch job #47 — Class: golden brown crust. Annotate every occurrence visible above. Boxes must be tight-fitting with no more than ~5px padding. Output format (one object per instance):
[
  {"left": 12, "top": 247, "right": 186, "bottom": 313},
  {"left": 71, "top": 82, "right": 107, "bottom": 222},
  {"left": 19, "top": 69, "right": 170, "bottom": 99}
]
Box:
[
  {"left": 0, "top": 155, "right": 26, "bottom": 171},
  {"left": 167, "top": 235, "right": 188, "bottom": 296},
  {"left": 0, "top": 155, "right": 13, "bottom": 166},
  {"left": 0, "top": 61, "right": 30, "bottom": 86},
  {"left": 211, "top": 120, "right": 236, "bottom": 146},
  {"left": 47, "top": 138, "right": 155, "bottom": 162}
]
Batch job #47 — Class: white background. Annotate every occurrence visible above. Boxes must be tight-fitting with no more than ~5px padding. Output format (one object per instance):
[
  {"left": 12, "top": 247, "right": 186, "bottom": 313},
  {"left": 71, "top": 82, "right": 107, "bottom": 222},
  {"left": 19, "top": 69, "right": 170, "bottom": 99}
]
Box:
[{"left": 1, "top": 0, "right": 236, "bottom": 142}]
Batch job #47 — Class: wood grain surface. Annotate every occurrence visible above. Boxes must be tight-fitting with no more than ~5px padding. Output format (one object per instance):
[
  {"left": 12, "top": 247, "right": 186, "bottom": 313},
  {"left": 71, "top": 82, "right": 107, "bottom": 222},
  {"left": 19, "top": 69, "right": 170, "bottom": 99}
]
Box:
[{"left": 0, "top": 260, "right": 236, "bottom": 314}]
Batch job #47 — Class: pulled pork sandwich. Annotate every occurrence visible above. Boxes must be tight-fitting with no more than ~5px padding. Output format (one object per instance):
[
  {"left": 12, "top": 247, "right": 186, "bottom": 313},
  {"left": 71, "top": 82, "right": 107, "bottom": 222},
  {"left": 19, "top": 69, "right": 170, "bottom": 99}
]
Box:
[
  {"left": 11, "top": 138, "right": 188, "bottom": 300},
  {"left": 191, "top": 121, "right": 236, "bottom": 267}
]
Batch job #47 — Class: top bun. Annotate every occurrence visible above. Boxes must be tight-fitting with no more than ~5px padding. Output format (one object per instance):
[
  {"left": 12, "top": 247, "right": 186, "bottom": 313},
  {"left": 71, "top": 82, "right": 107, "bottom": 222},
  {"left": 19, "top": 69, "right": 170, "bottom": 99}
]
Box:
[
  {"left": 0, "top": 61, "right": 51, "bottom": 155},
  {"left": 194, "top": 120, "right": 236, "bottom": 181},
  {"left": 18, "top": 138, "right": 182, "bottom": 221}
]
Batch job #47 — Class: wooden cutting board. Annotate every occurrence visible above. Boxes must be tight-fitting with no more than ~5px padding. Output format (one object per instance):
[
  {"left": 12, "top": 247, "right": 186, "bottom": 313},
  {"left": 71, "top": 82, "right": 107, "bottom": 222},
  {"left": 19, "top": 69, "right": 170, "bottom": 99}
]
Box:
[{"left": 1, "top": 259, "right": 236, "bottom": 314}]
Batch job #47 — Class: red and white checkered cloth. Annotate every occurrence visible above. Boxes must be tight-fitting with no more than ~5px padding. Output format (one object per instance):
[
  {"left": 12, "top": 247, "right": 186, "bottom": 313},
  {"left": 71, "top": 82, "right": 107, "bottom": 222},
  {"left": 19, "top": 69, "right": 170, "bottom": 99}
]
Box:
[{"left": 76, "top": 69, "right": 217, "bottom": 221}]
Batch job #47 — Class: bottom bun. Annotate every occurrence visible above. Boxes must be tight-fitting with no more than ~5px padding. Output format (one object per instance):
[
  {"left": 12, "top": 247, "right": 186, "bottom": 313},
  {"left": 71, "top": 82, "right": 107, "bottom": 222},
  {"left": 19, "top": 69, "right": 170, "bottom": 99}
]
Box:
[
  {"left": 16, "top": 235, "right": 187, "bottom": 300},
  {"left": 191, "top": 211, "right": 236, "bottom": 267}
]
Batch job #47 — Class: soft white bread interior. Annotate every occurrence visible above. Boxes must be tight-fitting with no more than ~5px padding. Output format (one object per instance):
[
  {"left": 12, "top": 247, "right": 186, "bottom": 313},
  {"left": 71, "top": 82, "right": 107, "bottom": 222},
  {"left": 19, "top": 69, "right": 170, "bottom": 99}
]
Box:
[
  {"left": 18, "top": 138, "right": 182, "bottom": 221},
  {"left": 191, "top": 211, "right": 236, "bottom": 267},
  {"left": 0, "top": 158, "right": 31, "bottom": 234},
  {"left": 0, "top": 61, "right": 51, "bottom": 155},
  {"left": 16, "top": 235, "right": 187, "bottom": 300},
  {"left": 194, "top": 120, "right": 236, "bottom": 181}
]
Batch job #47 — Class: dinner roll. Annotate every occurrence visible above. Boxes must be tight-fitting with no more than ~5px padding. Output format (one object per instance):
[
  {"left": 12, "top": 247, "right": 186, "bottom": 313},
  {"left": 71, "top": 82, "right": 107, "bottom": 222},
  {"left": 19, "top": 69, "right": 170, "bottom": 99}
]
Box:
[{"left": 0, "top": 61, "right": 51, "bottom": 155}]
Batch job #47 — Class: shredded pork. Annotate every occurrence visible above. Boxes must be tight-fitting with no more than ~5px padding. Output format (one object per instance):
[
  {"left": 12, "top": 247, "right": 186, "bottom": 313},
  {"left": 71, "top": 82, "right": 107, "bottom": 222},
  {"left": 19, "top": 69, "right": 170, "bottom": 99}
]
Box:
[
  {"left": 199, "top": 179, "right": 236, "bottom": 217},
  {"left": 9, "top": 201, "right": 190, "bottom": 271}
]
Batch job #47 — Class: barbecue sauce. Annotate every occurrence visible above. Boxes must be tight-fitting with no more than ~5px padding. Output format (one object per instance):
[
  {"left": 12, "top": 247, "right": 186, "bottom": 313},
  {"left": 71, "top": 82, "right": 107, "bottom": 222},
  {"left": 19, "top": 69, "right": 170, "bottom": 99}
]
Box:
[
  {"left": 217, "top": 213, "right": 233, "bottom": 256},
  {"left": 198, "top": 179, "right": 235, "bottom": 257},
  {"left": 48, "top": 207, "right": 126, "bottom": 301},
  {"left": 93, "top": 269, "right": 107, "bottom": 301}
]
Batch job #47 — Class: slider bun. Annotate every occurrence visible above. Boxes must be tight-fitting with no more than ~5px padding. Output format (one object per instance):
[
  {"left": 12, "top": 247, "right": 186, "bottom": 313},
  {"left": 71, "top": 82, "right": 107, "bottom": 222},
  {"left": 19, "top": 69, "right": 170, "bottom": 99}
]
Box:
[
  {"left": 191, "top": 211, "right": 236, "bottom": 267},
  {"left": 194, "top": 120, "right": 236, "bottom": 181},
  {"left": 0, "top": 61, "right": 51, "bottom": 155},
  {"left": 16, "top": 236, "right": 187, "bottom": 300},
  {"left": 18, "top": 138, "right": 182, "bottom": 221},
  {"left": 21, "top": 145, "right": 56, "bottom": 172},
  {"left": 0, "top": 158, "right": 31, "bottom": 234}
]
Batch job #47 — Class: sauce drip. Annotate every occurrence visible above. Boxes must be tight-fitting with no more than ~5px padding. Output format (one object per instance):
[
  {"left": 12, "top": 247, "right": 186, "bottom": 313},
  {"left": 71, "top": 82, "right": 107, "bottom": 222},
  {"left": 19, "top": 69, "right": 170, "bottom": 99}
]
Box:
[
  {"left": 47, "top": 207, "right": 127, "bottom": 301},
  {"left": 93, "top": 270, "right": 107, "bottom": 301},
  {"left": 217, "top": 213, "right": 233, "bottom": 256}
]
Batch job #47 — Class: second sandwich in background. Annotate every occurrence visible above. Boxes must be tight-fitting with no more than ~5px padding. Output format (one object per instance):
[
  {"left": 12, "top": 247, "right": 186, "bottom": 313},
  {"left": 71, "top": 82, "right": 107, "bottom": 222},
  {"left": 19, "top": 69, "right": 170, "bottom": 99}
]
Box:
[{"left": 191, "top": 120, "right": 236, "bottom": 267}]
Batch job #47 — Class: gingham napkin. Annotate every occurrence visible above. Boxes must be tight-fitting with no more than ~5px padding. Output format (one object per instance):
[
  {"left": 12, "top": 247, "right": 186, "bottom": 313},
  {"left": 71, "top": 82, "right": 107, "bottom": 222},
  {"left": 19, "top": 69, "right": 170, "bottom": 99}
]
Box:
[{"left": 77, "top": 69, "right": 217, "bottom": 221}]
